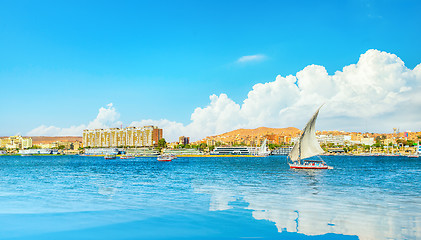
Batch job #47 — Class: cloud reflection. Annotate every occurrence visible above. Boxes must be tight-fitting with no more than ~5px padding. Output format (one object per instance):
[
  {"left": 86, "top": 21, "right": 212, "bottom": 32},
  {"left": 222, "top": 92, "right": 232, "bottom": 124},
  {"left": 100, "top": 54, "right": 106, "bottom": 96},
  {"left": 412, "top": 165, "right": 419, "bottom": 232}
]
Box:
[{"left": 192, "top": 163, "right": 421, "bottom": 240}]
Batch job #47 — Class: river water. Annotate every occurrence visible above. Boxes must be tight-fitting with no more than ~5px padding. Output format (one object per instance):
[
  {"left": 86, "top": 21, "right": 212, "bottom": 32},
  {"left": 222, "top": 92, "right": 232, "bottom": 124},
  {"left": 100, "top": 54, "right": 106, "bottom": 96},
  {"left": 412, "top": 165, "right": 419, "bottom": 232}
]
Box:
[{"left": 0, "top": 155, "right": 419, "bottom": 239}]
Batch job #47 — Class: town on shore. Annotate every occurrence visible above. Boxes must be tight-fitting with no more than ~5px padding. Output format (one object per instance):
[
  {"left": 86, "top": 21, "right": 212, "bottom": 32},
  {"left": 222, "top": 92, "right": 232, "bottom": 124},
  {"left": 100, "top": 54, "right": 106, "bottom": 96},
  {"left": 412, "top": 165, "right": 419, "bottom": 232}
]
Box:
[{"left": 1, "top": 125, "right": 420, "bottom": 157}]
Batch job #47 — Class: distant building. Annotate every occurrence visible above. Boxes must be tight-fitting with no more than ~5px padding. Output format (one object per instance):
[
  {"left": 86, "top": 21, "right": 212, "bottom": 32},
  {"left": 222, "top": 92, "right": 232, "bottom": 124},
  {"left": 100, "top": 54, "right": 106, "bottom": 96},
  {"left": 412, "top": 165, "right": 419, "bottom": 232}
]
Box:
[
  {"left": 21, "top": 138, "right": 33, "bottom": 149},
  {"left": 83, "top": 126, "right": 162, "bottom": 148},
  {"left": 206, "top": 139, "right": 216, "bottom": 146},
  {"left": 179, "top": 136, "right": 190, "bottom": 145},
  {"left": 317, "top": 135, "right": 351, "bottom": 146},
  {"left": 361, "top": 137, "right": 375, "bottom": 146},
  {"left": 271, "top": 146, "right": 293, "bottom": 155},
  {"left": 0, "top": 136, "right": 32, "bottom": 149},
  {"left": 70, "top": 141, "right": 81, "bottom": 150}
]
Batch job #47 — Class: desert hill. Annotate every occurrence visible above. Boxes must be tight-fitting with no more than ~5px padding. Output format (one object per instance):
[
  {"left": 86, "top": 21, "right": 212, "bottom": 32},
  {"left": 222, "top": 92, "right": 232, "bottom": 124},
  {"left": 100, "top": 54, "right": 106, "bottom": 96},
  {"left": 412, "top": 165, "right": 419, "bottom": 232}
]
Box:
[
  {"left": 30, "top": 136, "right": 82, "bottom": 144},
  {"left": 197, "top": 127, "right": 302, "bottom": 145},
  {"left": 217, "top": 127, "right": 301, "bottom": 138},
  {"left": 0, "top": 136, "right": 82, "bottom": 144}
]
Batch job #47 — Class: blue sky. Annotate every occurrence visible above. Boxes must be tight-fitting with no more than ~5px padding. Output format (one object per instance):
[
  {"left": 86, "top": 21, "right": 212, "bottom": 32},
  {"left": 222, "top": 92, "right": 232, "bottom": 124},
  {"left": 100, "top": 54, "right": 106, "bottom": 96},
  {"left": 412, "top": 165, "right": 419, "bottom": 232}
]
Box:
[{"left": 1, "top": 0, "right": 420, "bottom": 139}]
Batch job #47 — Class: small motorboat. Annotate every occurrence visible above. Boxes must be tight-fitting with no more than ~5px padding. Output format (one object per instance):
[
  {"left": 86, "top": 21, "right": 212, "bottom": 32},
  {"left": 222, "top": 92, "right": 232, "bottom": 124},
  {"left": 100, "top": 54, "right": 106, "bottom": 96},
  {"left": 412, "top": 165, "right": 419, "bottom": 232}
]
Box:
[{"left": 157, "top": 154, "right": 176, "bottom": 161}]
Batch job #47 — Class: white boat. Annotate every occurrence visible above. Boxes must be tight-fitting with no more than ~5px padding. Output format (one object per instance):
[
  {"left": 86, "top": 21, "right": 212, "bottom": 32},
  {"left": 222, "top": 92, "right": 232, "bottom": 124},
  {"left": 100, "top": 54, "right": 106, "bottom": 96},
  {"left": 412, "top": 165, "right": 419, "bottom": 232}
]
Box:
[
  {"left": 157, "top": 154, "right": 176, "bottom": 161},
  {"left": 288, "top": 105, "right": 333, "bottom": 170}
]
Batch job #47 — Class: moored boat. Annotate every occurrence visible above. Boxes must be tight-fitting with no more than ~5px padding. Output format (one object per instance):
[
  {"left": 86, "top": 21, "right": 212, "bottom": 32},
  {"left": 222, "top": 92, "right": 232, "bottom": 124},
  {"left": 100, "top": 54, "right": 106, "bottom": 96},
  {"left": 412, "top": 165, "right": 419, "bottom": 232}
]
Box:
[
  {"left": 288, "top": 105, "right": 333, "bottom": 170},
  {"left": 157, "top": 154, "right": 176, "bottom": 161}
]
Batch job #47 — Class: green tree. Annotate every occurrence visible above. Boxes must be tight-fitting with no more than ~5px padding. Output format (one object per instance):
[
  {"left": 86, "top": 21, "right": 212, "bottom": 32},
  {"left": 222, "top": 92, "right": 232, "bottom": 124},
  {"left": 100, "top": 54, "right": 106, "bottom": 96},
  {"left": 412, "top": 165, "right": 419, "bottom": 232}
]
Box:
[
  {"left": 199, "top": 143, "right": 207, "bottom": 150},
  {"left": 268, "top": 143, "right": 280, "bottom": 150},
  {"left": 158, "top": 138, "right": 167, "bottom": 149}
]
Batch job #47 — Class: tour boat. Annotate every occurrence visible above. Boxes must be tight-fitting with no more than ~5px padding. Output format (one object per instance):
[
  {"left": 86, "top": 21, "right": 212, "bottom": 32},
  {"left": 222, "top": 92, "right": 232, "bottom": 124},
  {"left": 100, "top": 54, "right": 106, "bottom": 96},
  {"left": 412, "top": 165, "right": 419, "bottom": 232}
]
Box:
[
  {"left": 104, "top": 154, "right": 117, "bottom": 160},
  {"left": 288, "top": 105, "right": 333, "bottom": 170},
  {"left": 157, "top": 154, "right": 176, "bottom": 162}
]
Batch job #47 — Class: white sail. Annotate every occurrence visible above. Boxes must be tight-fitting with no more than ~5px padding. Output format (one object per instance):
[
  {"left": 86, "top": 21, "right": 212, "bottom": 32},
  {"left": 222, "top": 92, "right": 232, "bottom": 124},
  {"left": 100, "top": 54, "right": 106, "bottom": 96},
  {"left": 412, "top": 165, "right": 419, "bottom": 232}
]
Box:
[
  {"left": 288, "top": 106, "right": 324, "bottom": 161},
  {"left": 289, "top": 141, "right": 300, "bottom": 162},
  {"left": 257, "top": 139, "right": 269, "bottom": 156}
]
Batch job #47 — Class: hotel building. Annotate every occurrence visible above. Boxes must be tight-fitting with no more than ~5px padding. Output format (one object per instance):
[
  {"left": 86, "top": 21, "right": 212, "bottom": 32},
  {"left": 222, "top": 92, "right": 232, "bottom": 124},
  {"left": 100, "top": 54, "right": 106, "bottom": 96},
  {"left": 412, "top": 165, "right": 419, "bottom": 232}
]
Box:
[
  {"left": 0, "top": 136, "right": 32, "bottom": 149},
  {"left": 83, "top": 126, "right": 163, "bottom": 148},
  {"left": 179, "top": 136, "right": 190, "bottom": 145}
]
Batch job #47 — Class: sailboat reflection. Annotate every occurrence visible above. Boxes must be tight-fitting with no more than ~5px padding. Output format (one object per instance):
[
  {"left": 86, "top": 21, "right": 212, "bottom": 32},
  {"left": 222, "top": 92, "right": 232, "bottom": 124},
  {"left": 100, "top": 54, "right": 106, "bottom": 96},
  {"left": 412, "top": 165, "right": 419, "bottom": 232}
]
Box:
[{"left": 192, "top": 166, "right": 417, "bottom": 240}]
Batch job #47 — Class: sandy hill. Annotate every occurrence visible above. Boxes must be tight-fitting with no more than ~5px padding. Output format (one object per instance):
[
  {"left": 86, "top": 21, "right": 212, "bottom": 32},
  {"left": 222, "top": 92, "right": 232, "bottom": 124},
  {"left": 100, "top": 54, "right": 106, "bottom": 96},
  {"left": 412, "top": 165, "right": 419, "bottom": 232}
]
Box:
[
  {"left": 212, "top": 127, "right": 301, "bottom": 138},
  {"left": 28, "top": 136, "right": 82, "bottom": 144}
]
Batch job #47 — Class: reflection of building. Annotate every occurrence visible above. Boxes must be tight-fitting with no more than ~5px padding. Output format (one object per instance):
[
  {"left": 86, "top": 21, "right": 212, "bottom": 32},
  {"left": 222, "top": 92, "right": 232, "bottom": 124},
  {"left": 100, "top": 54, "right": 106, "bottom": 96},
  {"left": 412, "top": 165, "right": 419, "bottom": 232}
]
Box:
[{"left": 83, "top": 126, "right": 162, "bottom": 148}]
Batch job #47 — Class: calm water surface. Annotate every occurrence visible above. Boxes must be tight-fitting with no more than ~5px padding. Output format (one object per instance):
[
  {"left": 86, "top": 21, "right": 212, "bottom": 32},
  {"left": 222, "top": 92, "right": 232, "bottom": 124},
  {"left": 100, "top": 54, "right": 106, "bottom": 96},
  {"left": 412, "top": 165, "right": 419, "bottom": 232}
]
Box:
[{"left": 0, "top": 155, "right": 419, "bottom": 239}]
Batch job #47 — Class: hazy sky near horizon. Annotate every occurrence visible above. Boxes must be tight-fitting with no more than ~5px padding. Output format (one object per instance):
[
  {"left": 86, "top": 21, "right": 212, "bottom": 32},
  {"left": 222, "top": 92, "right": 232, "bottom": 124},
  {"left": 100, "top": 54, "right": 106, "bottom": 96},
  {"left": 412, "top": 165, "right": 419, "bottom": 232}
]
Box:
[{"left": 1, "top": 0, "right": 420, "bottom": 141}]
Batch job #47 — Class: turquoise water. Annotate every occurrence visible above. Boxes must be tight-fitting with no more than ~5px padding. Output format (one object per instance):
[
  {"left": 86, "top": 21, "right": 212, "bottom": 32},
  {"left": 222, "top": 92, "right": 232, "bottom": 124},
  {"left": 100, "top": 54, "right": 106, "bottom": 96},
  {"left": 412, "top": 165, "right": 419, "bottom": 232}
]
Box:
[{"left": 0, "top": 155, "right": 419, "bottom": 239}]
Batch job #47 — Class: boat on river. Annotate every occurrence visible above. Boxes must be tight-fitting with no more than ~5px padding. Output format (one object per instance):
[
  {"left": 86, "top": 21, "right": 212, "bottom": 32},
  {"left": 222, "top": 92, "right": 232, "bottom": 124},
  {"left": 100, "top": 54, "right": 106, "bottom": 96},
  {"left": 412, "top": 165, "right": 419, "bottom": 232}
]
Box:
[
  {"left": 120, "top": 155, "right": 135, "bottom": 159},
  {"left": 157, "top": 154, "right": 176, "bottom": 162},
  {"left": 288, "top": 105, "right": 333, "bottom": 170},
  {"left": 256, "top": 139, "right": 270, "bottom": 157}
]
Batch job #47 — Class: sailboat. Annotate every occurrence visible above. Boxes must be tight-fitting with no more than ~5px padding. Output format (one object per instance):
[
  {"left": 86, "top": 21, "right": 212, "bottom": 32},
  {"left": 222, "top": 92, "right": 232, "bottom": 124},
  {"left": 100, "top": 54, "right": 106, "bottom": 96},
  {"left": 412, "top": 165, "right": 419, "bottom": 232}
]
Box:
[
  {"left": 288, "top": 105, "right": 333, "bottom": 170},
  {"left": 257, "top": 139, "right": 270, "bottom": 157}
]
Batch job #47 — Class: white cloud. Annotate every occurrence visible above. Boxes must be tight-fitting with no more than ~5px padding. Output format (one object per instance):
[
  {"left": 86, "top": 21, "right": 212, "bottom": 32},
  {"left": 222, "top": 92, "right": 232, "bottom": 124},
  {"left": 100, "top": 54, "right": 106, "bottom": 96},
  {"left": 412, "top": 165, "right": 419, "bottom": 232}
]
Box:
[
  {"left": 28, "top": 49, "right": 421, "bottom": 142},
  {"left": 86, "top": 103, "right": 122, "bottom": 130},
  {"left": 236, "top": 54, "right": 266, "bottom": 63},
  {"left": 27, "top": 103, "right": 122, "bottom": 136},
  {"left": 166, "top": 49, "right": 421, "bottom": 141}
]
